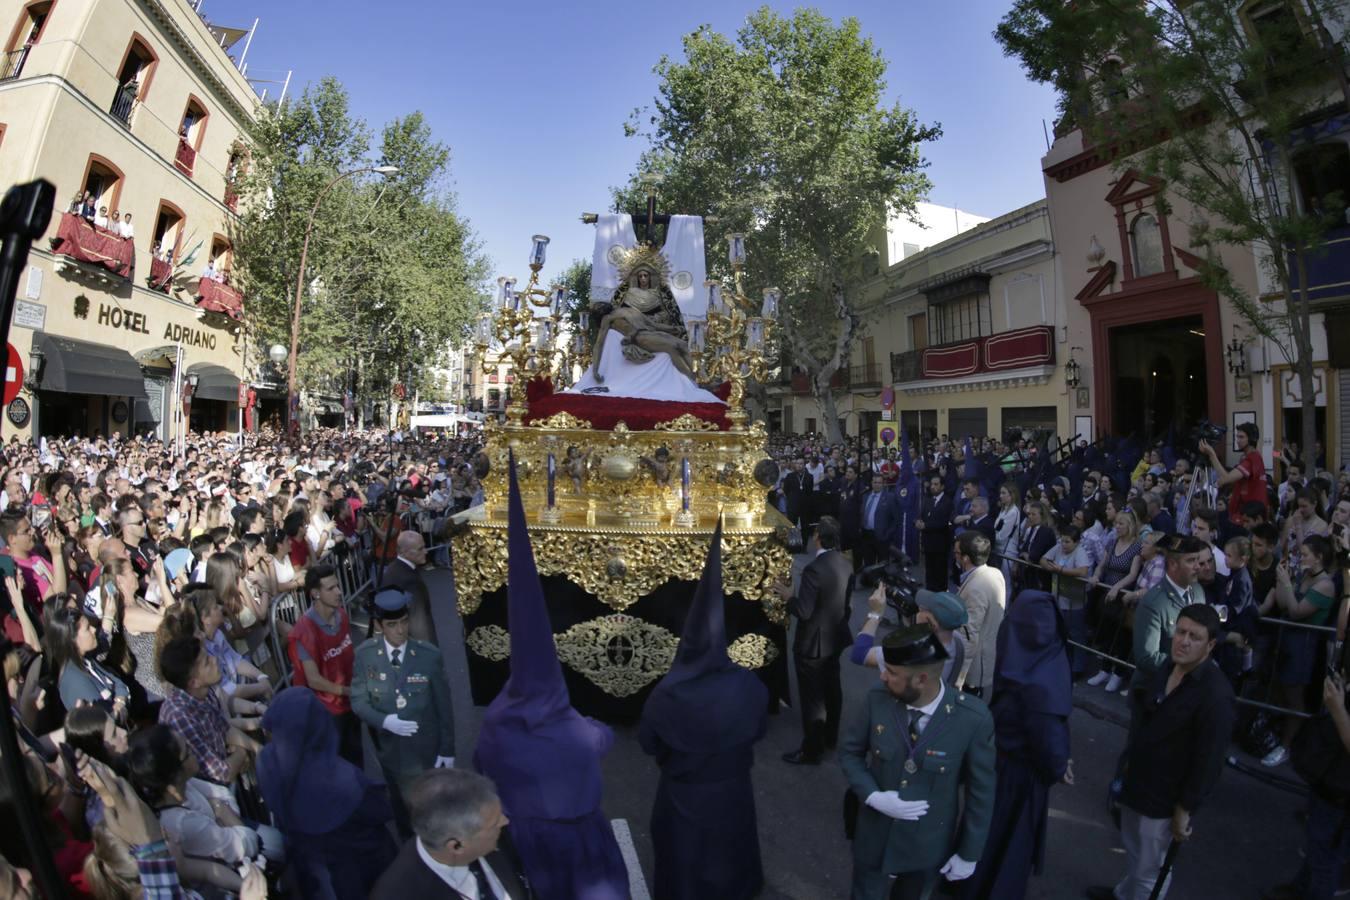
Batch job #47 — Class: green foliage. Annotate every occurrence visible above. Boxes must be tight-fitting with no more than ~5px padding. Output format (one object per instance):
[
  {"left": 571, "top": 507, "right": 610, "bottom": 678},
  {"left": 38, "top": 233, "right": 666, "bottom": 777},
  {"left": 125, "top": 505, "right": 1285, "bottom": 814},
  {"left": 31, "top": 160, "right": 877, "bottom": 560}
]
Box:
[
  {"left": 229, "top": 78, "right": 490, "bottom": 405},
  {"left": 619, "top": 7, "right": 940, "bottom": 441},
  {"left": 996, "top": 0, "right": 1349, "bottom": 469}
]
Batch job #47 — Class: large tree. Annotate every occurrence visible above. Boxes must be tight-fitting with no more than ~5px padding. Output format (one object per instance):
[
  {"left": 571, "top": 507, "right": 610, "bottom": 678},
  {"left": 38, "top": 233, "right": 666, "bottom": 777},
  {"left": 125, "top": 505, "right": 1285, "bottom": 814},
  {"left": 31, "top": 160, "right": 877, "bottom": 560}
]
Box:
[
  {"left": 229, "top": 78, "right": 489, "bottom": 424},
  {"left": 997, "top": 0, "right": 1349, "bottom": 473},
  {"left": 619, "top": 7, "right": 940, "bottom": 443}
]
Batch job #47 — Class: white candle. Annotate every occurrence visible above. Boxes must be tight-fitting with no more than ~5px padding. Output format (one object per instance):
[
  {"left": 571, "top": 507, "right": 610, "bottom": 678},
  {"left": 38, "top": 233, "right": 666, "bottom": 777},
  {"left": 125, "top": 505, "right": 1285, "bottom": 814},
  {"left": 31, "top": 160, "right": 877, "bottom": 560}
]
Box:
[
  {"left": 530, "top": 234, "right": 550, "bottom": 267},
  {"left": 727, "top": 233, "right": 746, "bottom": 266}
]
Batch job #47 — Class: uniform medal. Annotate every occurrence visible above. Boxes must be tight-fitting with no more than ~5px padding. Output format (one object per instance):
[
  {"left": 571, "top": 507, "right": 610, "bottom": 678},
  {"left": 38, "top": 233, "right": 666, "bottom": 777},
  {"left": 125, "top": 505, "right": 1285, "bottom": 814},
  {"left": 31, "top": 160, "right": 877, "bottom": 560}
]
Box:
[
  {"left": 395, "top": 693, "right": 407, "bottom": 710},
  {"left": 904, "top": 759, "right": 918, "bottom": 774}
]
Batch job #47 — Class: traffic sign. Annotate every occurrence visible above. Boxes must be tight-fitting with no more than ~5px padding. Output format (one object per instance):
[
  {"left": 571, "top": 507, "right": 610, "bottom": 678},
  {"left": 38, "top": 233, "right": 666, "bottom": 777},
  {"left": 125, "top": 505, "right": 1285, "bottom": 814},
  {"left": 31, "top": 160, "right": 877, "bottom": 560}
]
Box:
[{"left": 3, "top": 344, "right": 24, "bottom": 405}]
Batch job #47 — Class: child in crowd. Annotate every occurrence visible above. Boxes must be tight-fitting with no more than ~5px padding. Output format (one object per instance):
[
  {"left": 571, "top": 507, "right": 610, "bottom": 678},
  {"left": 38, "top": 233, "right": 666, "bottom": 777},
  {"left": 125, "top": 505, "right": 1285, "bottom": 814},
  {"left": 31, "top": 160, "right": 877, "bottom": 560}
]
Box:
[{"left": 1041, "top": 524, "right": 1093, "bottom": 676}]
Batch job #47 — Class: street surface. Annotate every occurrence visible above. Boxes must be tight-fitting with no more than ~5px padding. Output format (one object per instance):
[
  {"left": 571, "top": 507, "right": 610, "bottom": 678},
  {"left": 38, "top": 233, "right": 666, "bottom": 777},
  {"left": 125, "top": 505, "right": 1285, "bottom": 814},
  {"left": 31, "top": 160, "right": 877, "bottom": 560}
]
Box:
[{"left": 415, "top": 560, "right": 1304, "bottom": 899}]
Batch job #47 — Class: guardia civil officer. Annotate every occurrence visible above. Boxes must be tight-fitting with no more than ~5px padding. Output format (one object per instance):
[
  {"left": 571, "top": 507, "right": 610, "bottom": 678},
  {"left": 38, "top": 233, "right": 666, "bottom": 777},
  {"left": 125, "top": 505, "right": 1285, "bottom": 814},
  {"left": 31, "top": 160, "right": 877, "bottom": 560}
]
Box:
[
  {"left": 840, "top": 624, "right": 996, "bottom": 900},
  {"left": 351, "top": 588, "right": 456, "bottom": 837}
]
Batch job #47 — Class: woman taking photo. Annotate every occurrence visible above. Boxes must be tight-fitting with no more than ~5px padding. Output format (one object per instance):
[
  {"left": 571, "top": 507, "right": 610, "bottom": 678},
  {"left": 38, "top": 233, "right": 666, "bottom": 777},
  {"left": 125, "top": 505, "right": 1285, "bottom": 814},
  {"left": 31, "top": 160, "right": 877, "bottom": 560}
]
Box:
[{"left": 205, "top": 551, "right": 269, "bottom": 665}]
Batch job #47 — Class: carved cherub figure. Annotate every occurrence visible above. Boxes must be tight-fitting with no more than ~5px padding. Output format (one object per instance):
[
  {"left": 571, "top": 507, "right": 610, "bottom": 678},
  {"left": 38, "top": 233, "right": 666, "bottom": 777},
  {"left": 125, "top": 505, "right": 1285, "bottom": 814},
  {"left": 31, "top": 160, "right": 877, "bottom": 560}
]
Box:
[
  {"left": 566, "top": 445, "right": 591, "bottom": 494},
  {"left": 640, "top": 446, "right": 673, "bottom": 486}
]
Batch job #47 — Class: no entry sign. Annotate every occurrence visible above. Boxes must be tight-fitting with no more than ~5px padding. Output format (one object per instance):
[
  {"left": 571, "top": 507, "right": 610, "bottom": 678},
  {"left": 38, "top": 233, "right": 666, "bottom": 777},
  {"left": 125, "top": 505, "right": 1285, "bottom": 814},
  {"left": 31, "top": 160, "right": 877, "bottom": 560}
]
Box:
[{"left": 3, "top": 344, "right": 24, "bottom": 405}]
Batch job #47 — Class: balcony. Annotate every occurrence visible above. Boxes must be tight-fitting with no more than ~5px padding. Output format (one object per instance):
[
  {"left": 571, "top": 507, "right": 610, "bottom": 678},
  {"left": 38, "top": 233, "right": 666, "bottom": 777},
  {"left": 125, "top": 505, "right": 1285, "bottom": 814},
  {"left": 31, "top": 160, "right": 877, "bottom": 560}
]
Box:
[
  {"left": 195, "top": 277, "right": 243, "bottom": 320},
  {"left": 109, "top": 84, "right": 137, "bottom": 128},
  {"left": 890, "top": 349, "right": 923, "bottom": 383},
  {"left": 893, "top": 325, "right": 1056, "bottom": 392},
  {"left": 147, "top": 257, "right": 173, "bottom": 293},
  {"left": 790, "top": 369, "right": 848, "bottom": 395},
  {"left": 849, "top": 363, "right": 882, "bottom": 389},
  {"left": 175, "top": 139, "right": 196, "bottom": 176},
  {"left": 1291, "top": 223, "right": 1350, "bottom": 307},
  {"left": 48, "top": 213, "right": 133, "bottom": 281},
  {"left": 1, "top": 46, "right": 29, "bottom": 81},
  {"left": 223, "top": 184, "right": 239, "bottom": 213}
]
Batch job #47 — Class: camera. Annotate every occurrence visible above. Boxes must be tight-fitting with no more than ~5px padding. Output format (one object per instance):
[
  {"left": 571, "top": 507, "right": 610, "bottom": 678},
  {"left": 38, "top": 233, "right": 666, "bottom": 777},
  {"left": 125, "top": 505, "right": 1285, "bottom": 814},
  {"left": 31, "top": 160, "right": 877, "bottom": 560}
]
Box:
[
  {"left": 1190, "top": 418, "right": 1227, "bottom": 445},
  {"left": 861, "top": 550, "right": 921, "bottom": 620}
]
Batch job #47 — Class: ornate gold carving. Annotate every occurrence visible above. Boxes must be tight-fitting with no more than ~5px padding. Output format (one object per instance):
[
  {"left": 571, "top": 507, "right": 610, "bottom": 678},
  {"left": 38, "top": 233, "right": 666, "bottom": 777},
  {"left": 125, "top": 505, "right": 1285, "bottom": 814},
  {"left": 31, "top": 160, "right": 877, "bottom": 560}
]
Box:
[
  {"left": 653, "top": 413, "right": 720, "bottom": 432},
  {"left": 528, "top": 411, "right": 594, "bottom": 431},
  {"left": 554, "top": 614, "right": 679, "bottom": 697},
  {"left": 464, "top": 625, "right": 511, "bottom": 661},
  {"left": 452, "top": 527, "right": 790, "bottom": 624},
  {"left": 727, "top": 634, "right": 780, "bottom": 670},
  {"left": 614, "top": 244, "right": 672, "bottom": 285}
]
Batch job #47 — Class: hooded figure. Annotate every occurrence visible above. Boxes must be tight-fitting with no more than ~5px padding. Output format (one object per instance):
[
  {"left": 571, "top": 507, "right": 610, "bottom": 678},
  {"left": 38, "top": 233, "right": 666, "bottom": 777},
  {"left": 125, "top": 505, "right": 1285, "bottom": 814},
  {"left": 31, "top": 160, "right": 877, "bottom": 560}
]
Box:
[
  {"left": 639, "top": 519, "right": 768, "bottom": 900},
  {"left": 257, "top": 687, "right": 397, "bottom": 900},
  {"left": 961, "top": 590, "right": 1072, "bottom": 900},
  {"left": 473, "top": 454, "right": 629, "bottom": 900},
  {"left": 894, "top": 430, "right": 921, "bottom": 562}
]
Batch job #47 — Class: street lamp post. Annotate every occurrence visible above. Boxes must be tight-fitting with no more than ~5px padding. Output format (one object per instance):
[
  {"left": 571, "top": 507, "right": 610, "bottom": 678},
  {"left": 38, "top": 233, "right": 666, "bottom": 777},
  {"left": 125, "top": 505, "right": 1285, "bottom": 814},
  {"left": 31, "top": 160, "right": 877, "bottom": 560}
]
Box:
[{"left": 286, "top": 164, "right": 399, "bottom": 433}]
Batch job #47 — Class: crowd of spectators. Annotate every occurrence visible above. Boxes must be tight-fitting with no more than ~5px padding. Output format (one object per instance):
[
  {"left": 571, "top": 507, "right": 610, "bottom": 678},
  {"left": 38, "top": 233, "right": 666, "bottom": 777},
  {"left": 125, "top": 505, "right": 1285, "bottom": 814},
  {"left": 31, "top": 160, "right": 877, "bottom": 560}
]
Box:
[
  {"left": 0, "top": 425, "right": 486, "bottom": 898},
  {"left": 766, "top": 424, "right": 1350, "bottom": 898}
]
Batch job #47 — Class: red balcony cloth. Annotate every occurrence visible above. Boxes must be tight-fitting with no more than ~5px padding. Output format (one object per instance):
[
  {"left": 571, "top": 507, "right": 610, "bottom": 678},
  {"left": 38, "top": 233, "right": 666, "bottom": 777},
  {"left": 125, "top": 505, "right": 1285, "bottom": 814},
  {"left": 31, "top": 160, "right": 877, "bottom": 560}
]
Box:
[
  {"left": 50, "top": 213, "right": 133, "bottom": 279},
  {"left": 175, "top": 139, "right": 196, "bottom": 173},
  {"left": 149, "top": 257, "right": 173, "bottom": 289},
  {"left": 195, "top": 278, "right": 243, "bottom": 319},
  {"left": 524, "top": 376, "right": 733, "bottom": 431}
]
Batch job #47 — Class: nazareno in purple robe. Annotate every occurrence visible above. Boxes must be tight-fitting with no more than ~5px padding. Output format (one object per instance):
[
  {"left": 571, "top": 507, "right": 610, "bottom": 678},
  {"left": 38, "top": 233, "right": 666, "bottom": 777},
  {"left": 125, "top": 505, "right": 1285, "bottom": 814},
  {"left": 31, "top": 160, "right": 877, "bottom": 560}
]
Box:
[
  {"left": 473, "top": 454, "right": 629, "bottom": 900},
  {"left": 639, "top": 519, "right": 768, "bottom": 900}
]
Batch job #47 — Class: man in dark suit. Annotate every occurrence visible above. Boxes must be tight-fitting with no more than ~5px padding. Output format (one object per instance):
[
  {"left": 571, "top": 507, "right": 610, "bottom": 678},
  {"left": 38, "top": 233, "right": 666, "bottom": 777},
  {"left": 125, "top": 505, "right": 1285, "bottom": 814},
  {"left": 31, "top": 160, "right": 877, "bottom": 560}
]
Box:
[
  {"left": 838, "top": 465, "right": 867, "bottom": 560},
  {"left": 856, "top": 473, "right": 900, "bottom": 574},
  {"left": 372, "top": 768, "right": 532, "bottom": 899},
  {"left": 916, "top": 474, "right": 954, "bottom": 591},
  {"left": 966, "top": 496, "right": 997, "bottom": 544},
  {"left": 782, "top": 458, "right": 814, "bottom": 531},
  {"left": 774, "top": 516, "right": 854, "bottom": 764},
  {"left": 380, "top": 530, "right": 438, "bottom": 645}
]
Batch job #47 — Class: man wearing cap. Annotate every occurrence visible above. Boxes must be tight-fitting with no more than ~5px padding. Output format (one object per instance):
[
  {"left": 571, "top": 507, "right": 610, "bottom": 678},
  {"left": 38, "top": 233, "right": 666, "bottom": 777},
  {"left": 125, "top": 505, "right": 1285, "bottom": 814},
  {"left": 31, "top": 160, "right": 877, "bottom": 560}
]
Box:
[
  {"left": 913, "top": 590, "right": 967, "bottom": 689},
  {"left": 1129, "top": 534, "right": 1205, "bottom": 704},
  {"left": 840, "top": 624, "right": 996, "bottom": 899},
  {"left": 352, "top": 587, "right": 456, "bottom": 838}
]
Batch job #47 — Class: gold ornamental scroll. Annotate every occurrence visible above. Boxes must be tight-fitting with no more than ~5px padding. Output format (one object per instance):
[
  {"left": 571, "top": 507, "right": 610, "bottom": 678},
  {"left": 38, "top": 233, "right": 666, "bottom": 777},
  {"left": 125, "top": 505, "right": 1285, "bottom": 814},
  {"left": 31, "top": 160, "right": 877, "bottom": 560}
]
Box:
[{"left": 451, "top": 522, "right": 790, "bottom": 625}]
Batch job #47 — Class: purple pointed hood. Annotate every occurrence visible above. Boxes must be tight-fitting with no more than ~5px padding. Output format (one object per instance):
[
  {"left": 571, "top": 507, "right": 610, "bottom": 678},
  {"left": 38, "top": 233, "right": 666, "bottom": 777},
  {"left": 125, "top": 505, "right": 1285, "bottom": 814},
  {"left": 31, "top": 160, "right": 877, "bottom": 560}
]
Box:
[
  {"left": 641, "top": 519, "right": 767, "bottom": 753},
  {"left": 473, "top": 452, "right": 612, "bottom": 819}
]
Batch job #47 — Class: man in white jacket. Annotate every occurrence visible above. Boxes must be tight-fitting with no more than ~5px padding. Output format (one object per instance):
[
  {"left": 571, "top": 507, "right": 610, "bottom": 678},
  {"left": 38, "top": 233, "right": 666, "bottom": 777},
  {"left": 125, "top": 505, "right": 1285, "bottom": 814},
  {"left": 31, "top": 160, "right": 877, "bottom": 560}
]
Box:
[{"left": 955, "top": 530, "right": 1006, "bottom": 698}]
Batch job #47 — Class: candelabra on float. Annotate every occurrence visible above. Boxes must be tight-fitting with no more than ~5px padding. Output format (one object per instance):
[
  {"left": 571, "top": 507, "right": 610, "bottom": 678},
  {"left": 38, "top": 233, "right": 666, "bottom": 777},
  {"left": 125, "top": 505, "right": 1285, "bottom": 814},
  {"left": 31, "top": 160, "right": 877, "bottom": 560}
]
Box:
[
  {"left": 687, "top": 233, "right": 781, "bottom": 431},
  {"left": 474, "top": 235, "right": 569, "bottom": 425}
]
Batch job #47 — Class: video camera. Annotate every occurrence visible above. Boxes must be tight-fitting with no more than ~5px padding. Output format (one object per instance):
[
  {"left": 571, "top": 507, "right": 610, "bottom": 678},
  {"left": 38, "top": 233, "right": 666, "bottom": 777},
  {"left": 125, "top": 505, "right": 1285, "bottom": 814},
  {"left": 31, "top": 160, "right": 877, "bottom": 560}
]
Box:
[
  {"left": 860, "top": 550, "right": 922, "bottom": 620},
  {"left": 1190, "top": 418, "right": 1227, "bottom": 446}
]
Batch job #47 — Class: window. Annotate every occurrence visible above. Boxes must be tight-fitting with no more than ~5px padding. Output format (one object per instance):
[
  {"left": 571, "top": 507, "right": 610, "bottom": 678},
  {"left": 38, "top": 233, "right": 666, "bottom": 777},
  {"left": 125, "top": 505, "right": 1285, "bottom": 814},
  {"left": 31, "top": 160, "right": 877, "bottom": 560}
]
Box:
[
  {"left": 804, "top": 417, "right": 817, "bottom": 435},
  {"left": 929, "top": 294, "right": 992, "bottom": 345},
  {"left": 110, "top": 36, "right": 156, "bottom": 127},
  {"left": 1243, "top": 0, "right": 1309, "bottom": 59},
  {"left": 152, "top": 202, "right": 183, "bottom": 260},
  {"left": 1130, "top": 213, "right": 1165, "bottom": 277},
  {"left": 207, "top": 236, "right": 232, "bottom": 279},
  {"left": 175, "top": 96, "right": 208, "bottom": 176},
  {"left": 1292, "top": 140, "right": 1350, "bottom": 228},
  {"left": 81, "top": 155, "right": 123, "bottom": 224},
  {"left": 1004, "top": 273, "right": 1048, "bottom": 330},
  {"left": 909, "top": 313, "right": 928, "bottom": 351},
  {"left": 903, "top": 242, "right": 921, "bottom": 258},
  {"left": 4, "top": 1, "right": 52, "bottom": 80}
]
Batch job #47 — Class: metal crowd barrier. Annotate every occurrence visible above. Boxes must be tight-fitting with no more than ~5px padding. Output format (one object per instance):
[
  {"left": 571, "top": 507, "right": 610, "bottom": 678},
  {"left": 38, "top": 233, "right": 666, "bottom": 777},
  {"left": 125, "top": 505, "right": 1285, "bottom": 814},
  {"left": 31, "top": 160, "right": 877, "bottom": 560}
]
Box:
[
  {"left": 997, "top": 552, "right": 1338, "bottom": 722},
  {"left": 267, "top": 590, "right": 305, "bottom": 685}
]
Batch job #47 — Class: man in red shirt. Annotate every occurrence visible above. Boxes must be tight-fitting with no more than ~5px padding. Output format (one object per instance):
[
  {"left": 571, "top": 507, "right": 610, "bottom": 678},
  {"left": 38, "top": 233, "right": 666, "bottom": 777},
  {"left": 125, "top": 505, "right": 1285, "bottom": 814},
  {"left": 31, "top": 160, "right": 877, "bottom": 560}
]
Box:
[
  {"left": 287, "top": 563, "right": 360, "bottom": 764},
  {"left": 1201, "top": 422, "right": 1266, "bottom": 526}
]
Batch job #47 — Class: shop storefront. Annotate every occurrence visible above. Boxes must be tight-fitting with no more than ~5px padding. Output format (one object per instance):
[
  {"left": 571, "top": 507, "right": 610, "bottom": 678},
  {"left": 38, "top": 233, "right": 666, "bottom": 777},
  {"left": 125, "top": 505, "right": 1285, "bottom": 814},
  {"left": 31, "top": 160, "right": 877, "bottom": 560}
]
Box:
[
  {"left": 29, "top": 334, "right": 148, "bottom": 438},
  {"left": 185, "top": 363, "right": 242, "bottom": 434}
]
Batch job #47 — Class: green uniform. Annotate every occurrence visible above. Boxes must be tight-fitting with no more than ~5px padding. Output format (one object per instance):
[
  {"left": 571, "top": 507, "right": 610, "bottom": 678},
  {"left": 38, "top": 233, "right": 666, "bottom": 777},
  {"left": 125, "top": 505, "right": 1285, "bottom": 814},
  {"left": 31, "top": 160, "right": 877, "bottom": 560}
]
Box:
[
  {"left": 1129, "top": 579, "right": 1198, "bottom": 692},
  {"left": 839, "top": 683, "right": 996, "bottom": 900},
  {"left": 350, "top": 637, "right": 455, "bottom": 827}
]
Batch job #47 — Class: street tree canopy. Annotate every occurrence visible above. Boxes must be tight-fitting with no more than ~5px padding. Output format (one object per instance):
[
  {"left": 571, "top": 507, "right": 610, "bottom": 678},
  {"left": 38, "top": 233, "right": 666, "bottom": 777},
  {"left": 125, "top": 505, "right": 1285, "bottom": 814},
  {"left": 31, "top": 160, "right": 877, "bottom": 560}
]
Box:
[
  {"left": 230, "top": 77, "right": 489, "bottom": 422},
  {"left": 997, "top": 0, "right": 1349, "bottom": 472},
  {"left": 619, "top": 6, "right": 940, "bottom": 444}
]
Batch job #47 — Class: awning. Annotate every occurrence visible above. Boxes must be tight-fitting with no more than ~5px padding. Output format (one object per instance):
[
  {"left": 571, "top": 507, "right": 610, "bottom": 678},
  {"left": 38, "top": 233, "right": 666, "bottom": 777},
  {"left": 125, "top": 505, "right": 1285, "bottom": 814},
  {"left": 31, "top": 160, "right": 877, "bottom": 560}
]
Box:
[
  {"left": 186, "top": 363, "right": 241, "bottom": 403},
  {"left": 33, "top": 334, "right": 148, "bottom": 399}
]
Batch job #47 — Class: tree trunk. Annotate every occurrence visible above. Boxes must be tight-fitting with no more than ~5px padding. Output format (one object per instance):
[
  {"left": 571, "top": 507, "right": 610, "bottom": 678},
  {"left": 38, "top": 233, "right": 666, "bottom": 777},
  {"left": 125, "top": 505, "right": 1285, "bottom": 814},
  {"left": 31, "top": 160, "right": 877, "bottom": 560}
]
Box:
[
  {"left": 816, "top": 378, "right": 844, "bottom": 444},
  {"left": 1292, "top": 246, "right": 1319, "bottom": 474}
]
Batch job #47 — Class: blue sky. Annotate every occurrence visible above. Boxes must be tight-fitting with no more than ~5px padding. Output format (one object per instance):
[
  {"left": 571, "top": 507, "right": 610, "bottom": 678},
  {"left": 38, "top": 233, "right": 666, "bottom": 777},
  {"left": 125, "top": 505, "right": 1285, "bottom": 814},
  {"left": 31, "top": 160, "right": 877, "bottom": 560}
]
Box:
[{"left": 213, "top": 0, "right": 1057, "bottom": 284}]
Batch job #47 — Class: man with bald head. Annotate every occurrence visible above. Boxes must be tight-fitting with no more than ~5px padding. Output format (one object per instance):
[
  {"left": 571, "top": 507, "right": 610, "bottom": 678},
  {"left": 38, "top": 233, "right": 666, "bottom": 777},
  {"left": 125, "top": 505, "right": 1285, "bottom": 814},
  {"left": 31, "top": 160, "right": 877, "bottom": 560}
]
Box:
[{"left": 381, "top": 530, "right": 437, "bottom": 644}]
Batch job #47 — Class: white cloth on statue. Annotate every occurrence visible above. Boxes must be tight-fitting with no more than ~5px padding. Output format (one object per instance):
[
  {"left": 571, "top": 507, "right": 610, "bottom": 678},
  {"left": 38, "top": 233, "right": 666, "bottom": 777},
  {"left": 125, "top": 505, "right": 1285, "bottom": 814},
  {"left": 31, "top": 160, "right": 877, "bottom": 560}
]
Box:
[
  {"left": 590, "top": 214, "right": 637, "bottom": 303},
  {"left": 570, "top": 332, "right": 724, "bottom": 403},
  {"left": 661, "top": 214, "right": 707, "bottom": 321}
]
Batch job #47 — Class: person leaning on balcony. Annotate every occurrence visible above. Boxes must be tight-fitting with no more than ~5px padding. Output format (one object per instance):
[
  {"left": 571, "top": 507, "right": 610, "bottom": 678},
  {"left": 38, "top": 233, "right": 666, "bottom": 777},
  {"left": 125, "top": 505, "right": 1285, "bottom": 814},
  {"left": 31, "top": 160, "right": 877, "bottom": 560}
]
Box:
[
  {"left": 80, "top": 192, "right": 96, "bottom": 220},
  {"left": 118, "top": 213, "right": 134, "bottom": 241},
  {"left": 94, "top": 206, "right": 109, "bottom": 230}
]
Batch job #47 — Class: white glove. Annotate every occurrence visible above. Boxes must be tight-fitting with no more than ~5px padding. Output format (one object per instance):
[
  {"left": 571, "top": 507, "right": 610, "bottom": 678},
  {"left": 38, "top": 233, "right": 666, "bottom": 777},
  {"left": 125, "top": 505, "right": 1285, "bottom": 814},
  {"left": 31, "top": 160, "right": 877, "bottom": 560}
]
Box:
[
  {"left": 864, "top": 790, "right": 929, "bottom": 821},
  {"left": 434, "top": 756, "right": 455, "bottom": 769},
  {"left": 940, "top": 854, "right": 976, "bottom": 881},
  {"left": 382, "top": 714, "right": 419, "bottom": 736}
]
